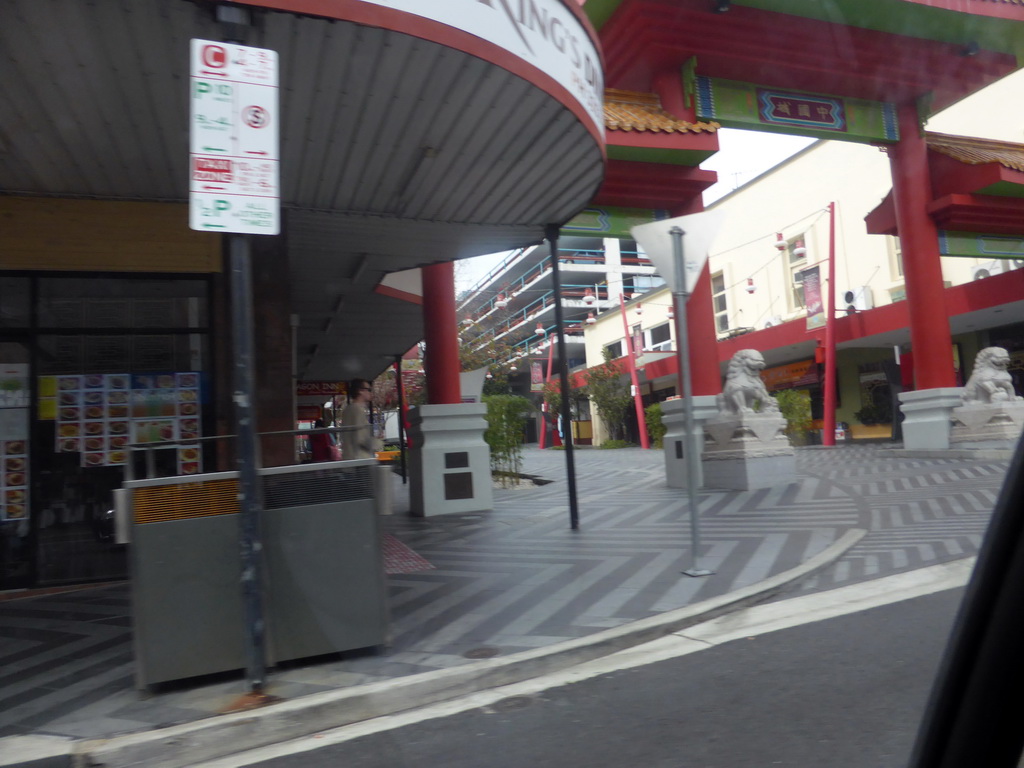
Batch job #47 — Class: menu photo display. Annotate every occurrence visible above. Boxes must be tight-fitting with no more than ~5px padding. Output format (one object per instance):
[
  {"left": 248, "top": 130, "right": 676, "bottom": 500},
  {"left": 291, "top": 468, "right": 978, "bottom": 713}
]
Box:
[
  {"left": 0, "top": 440, "right": 28, "bottom": 522},
  {"left": 50, "top": 372, "right": 202, "bottom": 473}
]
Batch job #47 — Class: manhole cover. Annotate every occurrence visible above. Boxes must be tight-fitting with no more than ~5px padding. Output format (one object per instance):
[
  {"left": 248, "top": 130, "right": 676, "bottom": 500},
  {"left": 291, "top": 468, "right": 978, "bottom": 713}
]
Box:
[
  {"left": 492, "top": 695, "right": 534, "bottom": 712},
  {"left": 463, "top": 646, "right": 501, "bottom": 659}
]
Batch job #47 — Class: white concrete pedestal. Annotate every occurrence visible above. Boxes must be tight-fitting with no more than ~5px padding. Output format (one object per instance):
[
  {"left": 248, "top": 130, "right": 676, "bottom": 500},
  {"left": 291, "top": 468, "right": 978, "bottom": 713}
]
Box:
[
  {"left": 701, "top": 412, "right": 795, "bottom": 491},
  {"left": 950, "top": 400, "right": 1024, "bottom": 449},
  {"left": 898, "top": 388, "right": 963, "bottom": 451},
  {"left": 661, "top": 396, "right": 719, "bottom": 489},
  {"left": 408, "top": 403, "right": 493, "bottom": 517}
]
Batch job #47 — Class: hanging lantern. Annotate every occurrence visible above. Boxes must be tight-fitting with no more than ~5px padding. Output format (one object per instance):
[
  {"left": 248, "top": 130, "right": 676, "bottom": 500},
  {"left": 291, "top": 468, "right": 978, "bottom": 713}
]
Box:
[
  {"left": 495, "top": 293, "right": 508, "bottom": 309},
  {"left": 485, "top": 372, "right": 493, "bottom": 379},
  {"left": 583, "top": 288, "right": 596, "bottom": 305},
  {"left": 774, "top": 233, "right": 787, "bottom": 251},
  {"left": 508, "top": 362, "right": 517, "bottom": 372},
  {"left": 585, "top": 312, "right": 597, "bottom": 325},
  {"left": 463, "top": 316, "right": 473, "bottom": 325},
  {"left": 746, "top": 277, "right": 756, "bottom": 294},
  {"left": 793, "top": 240, "right": 807, "bottom": 257},
  {"left": 667, "top": 305, "right": 674, "bottom": 320},
  {"left": 535, "top": 322, "right": 546, "bottom": 335},
  {"left": 635, "top": 302, "right": 643, "bottom": 316}
]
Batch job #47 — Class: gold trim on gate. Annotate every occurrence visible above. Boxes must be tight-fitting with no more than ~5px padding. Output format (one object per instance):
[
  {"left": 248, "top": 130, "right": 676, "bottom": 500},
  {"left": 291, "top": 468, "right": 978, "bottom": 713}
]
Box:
[{"left": 134, "top": 479, "right": 240, "bottom": 524}]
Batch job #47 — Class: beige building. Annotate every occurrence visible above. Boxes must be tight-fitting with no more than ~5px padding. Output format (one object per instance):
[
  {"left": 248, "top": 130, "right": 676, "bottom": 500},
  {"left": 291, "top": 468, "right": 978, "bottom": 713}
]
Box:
[{"left": 581, "top": 71, "right": 1024, "bottom": 445}]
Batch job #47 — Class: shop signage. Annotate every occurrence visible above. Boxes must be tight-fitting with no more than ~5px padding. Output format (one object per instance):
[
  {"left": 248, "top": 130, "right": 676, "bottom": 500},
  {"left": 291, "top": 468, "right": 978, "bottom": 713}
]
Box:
[
  {"left": 695, "top": 76, "right": 899, "bottom": 144},
  {"left": 358, "top": 0, "right": 603, "bottom": 136},
  {"left": 761, "top": 359, "right": 818, "bottom": 391},
  {"left": 296, "top": 381, "right": 347, "bottom": 397},
  {"left": 189, "top": 39, "right": 279, "bottom": 235},
  {"left": 563, "top": 206, "right": 670, "bottom": 238}
]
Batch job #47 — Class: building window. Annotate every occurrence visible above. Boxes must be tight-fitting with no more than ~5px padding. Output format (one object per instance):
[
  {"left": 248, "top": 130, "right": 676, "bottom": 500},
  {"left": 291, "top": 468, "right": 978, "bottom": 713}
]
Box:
[
  {"left": 787, "top": 237, "right": 808, "bottom": 310},
  {"left": 648, "top": 322, "right": 672, "bottom": 350},
  {"left": 712, "top": 272, "right": 728, "bottom": 333},
  {"left": 605, "top": 340, "right": 623, "bottom": 359},
  {"left": 888, "top": 235, "right": 904, "bottom": 279}
]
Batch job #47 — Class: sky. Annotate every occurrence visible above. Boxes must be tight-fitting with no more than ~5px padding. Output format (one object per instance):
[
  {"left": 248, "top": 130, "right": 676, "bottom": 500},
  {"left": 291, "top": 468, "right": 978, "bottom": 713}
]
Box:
[{"left": 455, "top": 128, "right": 816, "bottom": 292}]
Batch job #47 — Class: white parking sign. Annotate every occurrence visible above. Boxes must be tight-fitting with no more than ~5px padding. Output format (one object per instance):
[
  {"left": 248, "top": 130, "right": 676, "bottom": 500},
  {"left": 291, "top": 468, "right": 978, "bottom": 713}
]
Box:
[{"left": 189, "top": 40, "right": 279, "bottom": 235}]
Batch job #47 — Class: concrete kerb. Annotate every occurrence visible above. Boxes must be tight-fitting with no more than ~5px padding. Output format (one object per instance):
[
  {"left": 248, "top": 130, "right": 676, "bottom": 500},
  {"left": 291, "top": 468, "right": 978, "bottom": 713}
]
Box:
[{"left": 2, "top": 528, "right": 866, "bottom": 768}]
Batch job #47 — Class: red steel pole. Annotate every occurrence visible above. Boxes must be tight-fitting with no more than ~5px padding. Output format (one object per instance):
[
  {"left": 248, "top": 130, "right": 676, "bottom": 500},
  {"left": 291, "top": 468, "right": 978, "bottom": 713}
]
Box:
[{"left": 823, "top": 202, "right": 837, "bottom": 447}]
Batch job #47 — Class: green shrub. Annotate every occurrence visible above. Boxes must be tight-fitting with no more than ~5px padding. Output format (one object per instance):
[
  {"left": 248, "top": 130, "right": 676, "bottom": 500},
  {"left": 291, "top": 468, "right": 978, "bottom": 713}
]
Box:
[
  {"left": 598, "top": 439, "right": 634, "bottom": 449},
  {"left": 775, "top": 388, "right": 813, "bottom": 445},
  {"left": 483, "top": 394, "right": 534, "bottom": 486},
  {"left": 645, "top": 402, "right": 666, "bottom": 449}
]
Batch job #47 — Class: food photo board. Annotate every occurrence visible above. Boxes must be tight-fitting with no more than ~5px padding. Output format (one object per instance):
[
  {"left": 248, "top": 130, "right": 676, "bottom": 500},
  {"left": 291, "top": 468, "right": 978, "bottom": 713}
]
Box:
[{"left": 41, "top": 372, "right": 204, "bottom": 474}]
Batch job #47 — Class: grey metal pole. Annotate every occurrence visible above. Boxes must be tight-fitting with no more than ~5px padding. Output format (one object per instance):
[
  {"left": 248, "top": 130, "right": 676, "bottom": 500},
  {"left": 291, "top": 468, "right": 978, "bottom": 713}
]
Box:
[
  {"left": 395, "top": 356, "right": 407, "bottom": 484},
  {"left": 547, "top": 224, "right": 580, "bottom": 530},
  {"left": 670, "top": 226, "right": 712, "bottom": 578},
  {"left": 230, "top": 234, "right": 267, "bottom": 692}
]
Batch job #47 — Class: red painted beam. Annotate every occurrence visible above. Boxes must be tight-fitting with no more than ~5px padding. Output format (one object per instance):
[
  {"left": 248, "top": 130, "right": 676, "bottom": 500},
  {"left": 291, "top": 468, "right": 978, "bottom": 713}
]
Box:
[
  {"left": 600, "top": 0, "right": 1015, "bottom": 111},
  {"left": 594, "top": 159, "right": 718, "bottom": 209},
  {"left": 929, "top": 152, "right": 1024, "bottom": 198},
  {"left": 715, "top": 267, "right": 1024, "bottom": 366},
  {"left": 928, "top": 193, "right": 1024, "bottom": 236}
]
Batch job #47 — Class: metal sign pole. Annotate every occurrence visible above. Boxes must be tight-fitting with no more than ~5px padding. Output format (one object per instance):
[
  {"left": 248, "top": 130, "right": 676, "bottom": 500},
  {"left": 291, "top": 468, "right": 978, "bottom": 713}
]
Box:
[
  {"left": 395, "top": 356, "right": 408, "bottom": 483},
  {"left": 670, "top": 226, "right": 712, "bottom": 578},
  {"left": 547, "top": 224, "right": 580, "bottom": 530},
  {"left": 230, "top": 234, "right": 267, "bottom": 692}
]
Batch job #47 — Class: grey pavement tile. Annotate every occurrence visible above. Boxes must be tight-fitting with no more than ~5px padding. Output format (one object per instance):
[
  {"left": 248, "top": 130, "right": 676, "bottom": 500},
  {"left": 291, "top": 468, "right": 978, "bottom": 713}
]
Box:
[{"left": 0, "top": 445, "right": 1010, "bottom": 743}]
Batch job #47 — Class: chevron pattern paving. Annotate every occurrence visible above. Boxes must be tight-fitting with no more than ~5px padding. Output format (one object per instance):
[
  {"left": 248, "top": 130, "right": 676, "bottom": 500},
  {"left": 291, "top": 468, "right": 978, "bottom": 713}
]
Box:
[
  {"left": 790, "top": 447, "right": 1007, "bottom": 593},
  {"left": 0, "top": 444, "right": 1010, "bottom": 740}
]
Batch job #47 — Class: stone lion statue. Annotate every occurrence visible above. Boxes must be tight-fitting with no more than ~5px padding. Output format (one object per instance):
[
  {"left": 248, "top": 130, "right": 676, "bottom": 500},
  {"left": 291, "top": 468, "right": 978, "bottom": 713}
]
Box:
[
  {"left": 717, "top": 349, "right": 780, "bottom": 415},
  {"left": 962, "top": 347, "right": 1022, "bottom": 404}
]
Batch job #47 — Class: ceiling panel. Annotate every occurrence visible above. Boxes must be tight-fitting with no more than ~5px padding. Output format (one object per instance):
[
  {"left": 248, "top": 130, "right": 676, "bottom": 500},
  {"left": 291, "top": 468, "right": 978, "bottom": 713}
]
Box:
[{"left": 0, "top": 0, "right": 605, "bottom": 382}]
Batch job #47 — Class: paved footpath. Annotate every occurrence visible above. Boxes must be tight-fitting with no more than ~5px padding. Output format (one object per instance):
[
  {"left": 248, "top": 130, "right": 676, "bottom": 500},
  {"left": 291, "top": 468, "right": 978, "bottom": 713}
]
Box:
[{"left": 0, "top": 443, "right": 1010, "bottom": 765}]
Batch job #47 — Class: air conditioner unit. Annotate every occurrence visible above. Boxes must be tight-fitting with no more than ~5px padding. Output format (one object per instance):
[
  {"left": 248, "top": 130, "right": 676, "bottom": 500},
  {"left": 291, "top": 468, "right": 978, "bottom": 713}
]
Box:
[
  {"left": 763, "top": 316, "right": 784, "bottom": 329},
  {"left": 842, "top": 286, "right": 874, "bottom": 314}
]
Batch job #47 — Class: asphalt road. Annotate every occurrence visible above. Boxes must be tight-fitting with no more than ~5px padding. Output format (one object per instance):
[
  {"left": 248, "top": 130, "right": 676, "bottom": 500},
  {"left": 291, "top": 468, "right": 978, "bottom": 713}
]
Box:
[{"left": 246, "top": 587, "right": 964, "bottom": 768}]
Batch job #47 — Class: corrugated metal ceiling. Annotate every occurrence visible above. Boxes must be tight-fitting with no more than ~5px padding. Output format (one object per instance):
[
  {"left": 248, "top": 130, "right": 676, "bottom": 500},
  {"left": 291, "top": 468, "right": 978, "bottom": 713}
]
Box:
[{"left": 0, "top": 0, "right": 605, "bottom": 380}]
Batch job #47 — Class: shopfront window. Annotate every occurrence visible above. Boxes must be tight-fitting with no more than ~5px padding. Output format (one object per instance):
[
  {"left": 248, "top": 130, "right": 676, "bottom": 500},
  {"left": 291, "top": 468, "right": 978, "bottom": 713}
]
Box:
[
  {"left": 0, "top": 277, "right": 31, "bottom": 328},
  {"left": 38, "top": 277, "right": 208, "bottom": 329},
  {"left": 0, "top": 274, "right": 212, "bottom": 589}
]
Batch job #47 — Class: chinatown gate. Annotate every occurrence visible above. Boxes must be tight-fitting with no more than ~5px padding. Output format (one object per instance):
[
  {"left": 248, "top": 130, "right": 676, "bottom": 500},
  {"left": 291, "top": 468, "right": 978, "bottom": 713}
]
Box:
[
  {"left": 2, "top": 0, "right": 1024, "bottom": 588},
  {"left": 584, "top": 0, "right": 1024, "bottom": 452}
]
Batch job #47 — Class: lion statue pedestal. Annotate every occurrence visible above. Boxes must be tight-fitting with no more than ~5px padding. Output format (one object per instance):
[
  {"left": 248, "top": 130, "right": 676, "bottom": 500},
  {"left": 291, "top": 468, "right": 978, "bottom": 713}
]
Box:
[
  {"left": 662, "top": 395, "right": 719, "bottom": 489},
  {"left": 702, "top": 350, "right": 795, "bottom": 491},
  {"left": 950, "top": 347, "right": 1024, "bottom": 449}
]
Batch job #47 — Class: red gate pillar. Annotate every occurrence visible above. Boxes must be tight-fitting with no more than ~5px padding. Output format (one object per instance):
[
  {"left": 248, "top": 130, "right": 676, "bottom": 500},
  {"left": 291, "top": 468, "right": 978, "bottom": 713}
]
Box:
[
  {"left": 421, "top": 261, "right": 462, "bottom": 404},
  {"left": 655, "top": 76, "right": 719, "bottom": 396},
  {"left": 888, "top": 103, "right": 956, "bottom": 390},
  {"left": 668, "top": 203, "right": 720, "bottom": 397}
]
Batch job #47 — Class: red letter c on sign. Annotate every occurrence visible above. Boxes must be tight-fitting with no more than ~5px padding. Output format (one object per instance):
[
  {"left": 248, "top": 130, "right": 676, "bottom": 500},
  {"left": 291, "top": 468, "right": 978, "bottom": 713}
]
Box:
[{"left": 203, "top": 45, "right": 227, "bottom": 68}]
